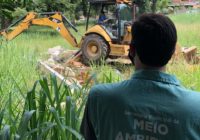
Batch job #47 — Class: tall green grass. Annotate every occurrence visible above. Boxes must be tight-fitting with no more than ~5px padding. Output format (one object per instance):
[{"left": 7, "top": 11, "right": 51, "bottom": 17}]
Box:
[
  {"left": 167, "top": 13, "right": 200, "bottom": 91},
  {"left": 0, "top": 41, "right": 39, "bottom": 118},
  {"left": 167, "top": 61, "right": 200, "bottom": 91},
  {"left": 0, "top": 74, "right": 87, "bottom": 140},
  {"left": 0, "top": 68, "right": 122, "bottom": 140},
  {"left": 169, "top": 13, "right": 200, "bottom": 48}
]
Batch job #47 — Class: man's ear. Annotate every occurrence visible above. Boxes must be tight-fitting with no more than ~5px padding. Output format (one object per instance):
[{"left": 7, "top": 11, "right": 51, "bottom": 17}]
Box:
[{"left": 128, "top": 46, "right": 136, "bottom": 65}]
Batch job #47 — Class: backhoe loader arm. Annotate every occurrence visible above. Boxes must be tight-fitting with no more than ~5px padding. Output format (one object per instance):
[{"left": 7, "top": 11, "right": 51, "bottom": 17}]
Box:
[
  {"left": 0, "top": 12, "right": 37, "bottom": 41},
  {"left": 0, "top": 12, "right": 79, "bottom": 48}
]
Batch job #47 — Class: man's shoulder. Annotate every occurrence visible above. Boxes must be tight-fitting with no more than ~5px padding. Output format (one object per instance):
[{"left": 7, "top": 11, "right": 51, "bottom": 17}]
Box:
[
  {"left": 182, "top": 88, "right": 200, "bottom": 103},
  {"left": 176, "top": 88, "right": 200, "bottom": 113},
  {"left": 179, "top": 86, "right": 200, "bottom": 97},
  {"left": 89, "top": 80, "right": 131, "bottom": 97}
]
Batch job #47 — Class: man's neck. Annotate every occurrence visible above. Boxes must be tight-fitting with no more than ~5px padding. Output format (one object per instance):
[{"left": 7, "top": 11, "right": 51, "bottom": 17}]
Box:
[
  {"left": 134, "top": 55, "right": 166, "bottom": 72},
  {"left": 135, "top": 65, "right": 166, "bottom": 72}
]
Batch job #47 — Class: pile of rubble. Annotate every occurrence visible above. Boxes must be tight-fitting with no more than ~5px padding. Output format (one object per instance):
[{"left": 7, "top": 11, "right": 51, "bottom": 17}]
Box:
[
  {"left": 181, "top": 46, "right": 200, "bottom": 64},
  {"left": 39, "top": 46, "right": 91, "bottom": 86},
  {"left": 173, "top": 45, "right": 200, "bottom": 64},
  {"left": 39, "top": 46, "right": 133, "bottom": 86}
]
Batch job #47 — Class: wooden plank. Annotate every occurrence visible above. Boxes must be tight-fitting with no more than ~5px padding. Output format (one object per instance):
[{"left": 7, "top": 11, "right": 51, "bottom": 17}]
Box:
[
  {"left": 38, "top": 61, "right": 82, "bottom": 89},
  {"left": 182, "top": 46, "right": 197, "bottom": 63}
]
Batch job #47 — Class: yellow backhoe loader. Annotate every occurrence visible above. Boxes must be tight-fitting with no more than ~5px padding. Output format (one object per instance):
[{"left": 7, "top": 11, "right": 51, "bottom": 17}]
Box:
[
  {"left": 0, "top": 0, "right": 198, "bottom": 64},
  {"left": 0, "top": 0, "right": 134, "bottom": 65}
]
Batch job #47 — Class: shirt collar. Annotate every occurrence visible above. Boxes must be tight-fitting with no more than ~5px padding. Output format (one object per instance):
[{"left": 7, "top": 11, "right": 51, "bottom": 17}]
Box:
[{"left": 131, "top": 69, "right": 181, "bottom": 86}]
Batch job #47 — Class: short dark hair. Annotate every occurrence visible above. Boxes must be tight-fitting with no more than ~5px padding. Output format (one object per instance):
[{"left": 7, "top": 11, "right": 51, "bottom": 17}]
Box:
[{"left": 131, "top": 14, "right": 177, "bottom": 67}]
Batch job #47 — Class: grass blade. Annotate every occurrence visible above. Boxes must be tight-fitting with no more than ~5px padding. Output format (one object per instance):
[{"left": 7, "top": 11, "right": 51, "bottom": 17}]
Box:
[
  {"left": 38, "top": 90, "right": 47, "bottom": 138},
  {"left": 63, "top": 125, "right": 84, "bottom": 140},
  {"left": 17, "top": 110, "right": 36, "bottom": 140},
  {"left": 39, "top": 77, "right": 54, "bottom": 107},
  {"left": 38, "top": 122, "right": 56, "bottom": 140},
  {"left": 0, "top": 125, "right": 10, "bottom": 140},
  {"left": 71, "top": 103, "right": 76, "bottom": 140},
  {"left": 51, "top": 74, "right": 62, "bottom": 115},
  {"left": 65, "top": 96, "right": 71, "bottom": 139},
  {"left": 0, "top": 109, "right": 5, "bottom": 130},
  {"left": 49, "top": 107, "right": 67, "bottom": 139},
  {"left": 26, "top": 81, "right": 38, "bottom": 140}
]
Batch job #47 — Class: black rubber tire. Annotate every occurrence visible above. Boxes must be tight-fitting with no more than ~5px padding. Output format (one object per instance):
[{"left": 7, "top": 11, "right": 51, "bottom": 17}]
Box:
[{"left": 81, "top": 34, "right": 109, "bottom": 65}]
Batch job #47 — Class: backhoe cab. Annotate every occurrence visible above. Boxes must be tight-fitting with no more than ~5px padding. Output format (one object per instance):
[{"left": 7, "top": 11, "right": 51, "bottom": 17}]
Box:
[{"left": 81, "top": 0, "right": 134, "bottom": 64}]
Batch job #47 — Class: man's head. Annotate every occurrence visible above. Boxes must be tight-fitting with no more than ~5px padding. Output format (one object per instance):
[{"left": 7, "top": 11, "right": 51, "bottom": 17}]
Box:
[{"left": 129, "top": 14, "right": 177, "bottom": 68}]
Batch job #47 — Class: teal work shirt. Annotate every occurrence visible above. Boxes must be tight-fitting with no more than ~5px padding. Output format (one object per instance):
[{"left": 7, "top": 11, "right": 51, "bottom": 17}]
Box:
[{"left": 80, "top": 70, "right": 200, "bottom": 140}]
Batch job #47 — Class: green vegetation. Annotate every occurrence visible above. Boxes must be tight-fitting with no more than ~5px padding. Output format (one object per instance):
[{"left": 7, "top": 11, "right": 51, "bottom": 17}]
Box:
[
  {"left": 0, "top": 13, "right": 200, "bottom": 139},
  {"left": 0, "top": 0, "right": 88, "bottom": 28},
  {"left": 167, "top": 62, "right": 200, "bottom": 91},
  {"left": 0, "top": 74, "right": 87, "bottom": 140},
  {"left": 169, "top": 13, "right": 200, "bottom": 48},
  {"left": 167, "top": 13, "right": 200, "bottom": 91}
]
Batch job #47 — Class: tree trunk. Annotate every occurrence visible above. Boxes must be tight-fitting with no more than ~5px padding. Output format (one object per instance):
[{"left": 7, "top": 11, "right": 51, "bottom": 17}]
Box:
[
  {"left": 1, "top": 16, "right": 12, "bottom": 29},
  {"left": 151, "top": 0, "right": 157, "bottom": 13},
  {"left": 82, "top": 0, "right": 88, "bottom": 17},
  {"left": 1, "top": 15, "right": 5, "bottom": 29},
  {"left": 5, "top": 18, "right": 12, "bottom": 29}
]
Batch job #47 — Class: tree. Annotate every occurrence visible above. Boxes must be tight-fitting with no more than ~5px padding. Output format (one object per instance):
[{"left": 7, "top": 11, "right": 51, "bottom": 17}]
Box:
[
  {"left": 135, "top": 0, "right": 160, "bottom": 14},
  {"left": 135, "top": 0, "right": 146, "bottom": 14},
  {"left": 0, "top": 0, "right": 88, "bottom": 28},
  {"left": 0, "top": 0, "right": 15, "bottom": 29},
  {"left": 157, "top": 0, "right": 170, "bottom": 13}
]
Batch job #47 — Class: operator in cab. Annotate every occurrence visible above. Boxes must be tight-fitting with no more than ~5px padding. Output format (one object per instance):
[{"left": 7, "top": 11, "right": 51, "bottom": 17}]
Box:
[{"left": 98, "top": 11, "right": 108, "bottom": 24}]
